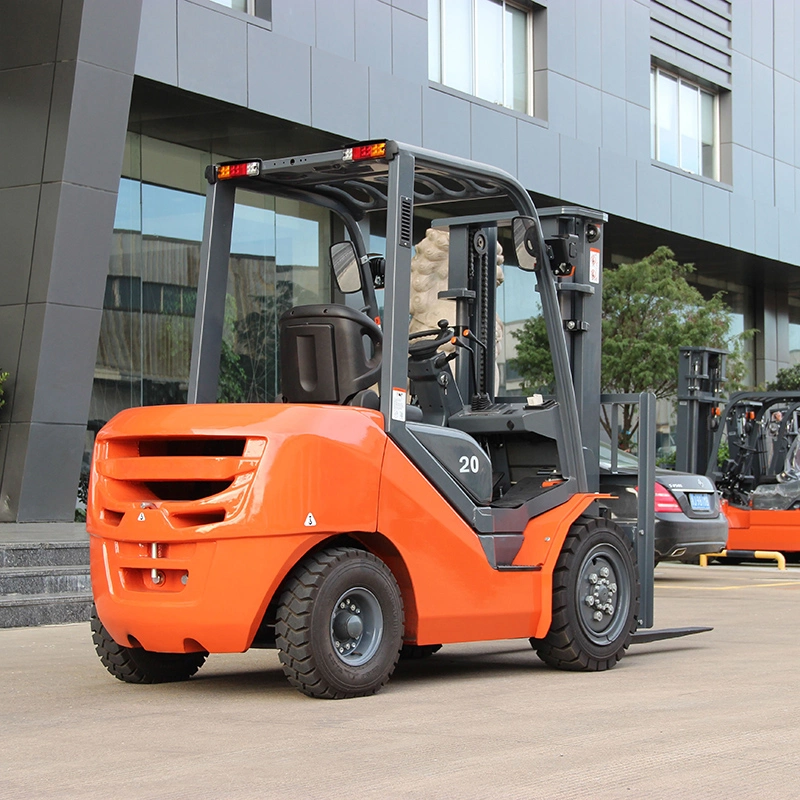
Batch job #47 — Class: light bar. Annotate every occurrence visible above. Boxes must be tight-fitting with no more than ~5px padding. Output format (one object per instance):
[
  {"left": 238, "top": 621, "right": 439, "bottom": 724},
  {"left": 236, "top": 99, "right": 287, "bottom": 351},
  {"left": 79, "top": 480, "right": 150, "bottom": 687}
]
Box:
[
  {"left": 342, "top": 141, "right": 387, "bottom": 162},
  {"left": 216, "top": 161, "right": 261, "bottom": 180}
]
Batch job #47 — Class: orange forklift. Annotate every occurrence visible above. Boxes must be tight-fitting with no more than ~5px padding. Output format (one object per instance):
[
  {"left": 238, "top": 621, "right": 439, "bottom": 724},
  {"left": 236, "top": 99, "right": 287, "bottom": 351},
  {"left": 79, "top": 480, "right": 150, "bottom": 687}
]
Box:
[{"left": 88, "top": 140, "right": 698, "bottom": 699}]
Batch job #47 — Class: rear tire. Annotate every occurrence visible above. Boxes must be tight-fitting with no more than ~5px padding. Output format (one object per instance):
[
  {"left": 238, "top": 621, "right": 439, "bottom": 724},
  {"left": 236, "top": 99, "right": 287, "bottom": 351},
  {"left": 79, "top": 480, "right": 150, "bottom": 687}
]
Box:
[
  {"left": 90, "top": 611, "right": 207, "bottom": 683},
  {"left": 275, "top": 547, "right": 403, "bottom": 699},
  {"left": 533, "top": 517, "right": 639, "bottom": 671}
]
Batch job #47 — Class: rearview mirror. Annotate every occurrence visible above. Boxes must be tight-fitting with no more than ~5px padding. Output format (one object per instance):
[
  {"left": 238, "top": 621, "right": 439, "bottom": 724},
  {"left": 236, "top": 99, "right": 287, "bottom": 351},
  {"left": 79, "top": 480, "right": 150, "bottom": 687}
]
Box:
[
  {"left": 330, "top": 241, "right": 363, "bottom": 294},
  {"left": 512, "top": 216, "right": 541, "bottom": 272}
]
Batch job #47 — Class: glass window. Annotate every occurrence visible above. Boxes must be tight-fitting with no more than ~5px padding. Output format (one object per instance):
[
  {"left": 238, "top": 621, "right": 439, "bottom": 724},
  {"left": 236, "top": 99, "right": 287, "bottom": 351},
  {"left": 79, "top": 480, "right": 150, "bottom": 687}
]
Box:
[
  {"left": 208, "top": 0, "right": 271, "bottom": 20},
  {"left": 651, "top": 65, "right": 718, "bottom": 180},
  {"left": 429, "top": 0, "right": 532, "bottom": 115},
  {"left": 91, "top": 133, "right": 332, "bottom": 429}
]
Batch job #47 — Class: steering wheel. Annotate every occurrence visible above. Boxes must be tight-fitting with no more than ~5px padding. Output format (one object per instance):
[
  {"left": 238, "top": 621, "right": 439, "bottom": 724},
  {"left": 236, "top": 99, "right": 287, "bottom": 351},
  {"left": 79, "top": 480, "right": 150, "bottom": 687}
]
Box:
[{"left": 408, "top": 319, "right": 454, "bottom": 358}]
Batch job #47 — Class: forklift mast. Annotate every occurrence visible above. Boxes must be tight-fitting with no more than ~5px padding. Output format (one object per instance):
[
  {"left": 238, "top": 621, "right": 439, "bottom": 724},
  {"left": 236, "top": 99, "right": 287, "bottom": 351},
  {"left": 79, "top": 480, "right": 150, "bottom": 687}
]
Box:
[{"left": 675, "top": 347, "right": 728, "bottom": 475}]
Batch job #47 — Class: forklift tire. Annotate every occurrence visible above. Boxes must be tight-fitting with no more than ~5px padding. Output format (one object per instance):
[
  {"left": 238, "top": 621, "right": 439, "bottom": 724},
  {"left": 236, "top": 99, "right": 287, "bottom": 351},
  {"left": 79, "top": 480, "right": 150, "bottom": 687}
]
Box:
[
  {"left": 532, "top": 517, "right": 639, "bottom": 672},
  {"left": 90, "top": 611, "right": 207, "bottom": 683},
  {"left": 275, "top": 547, "right": 404, "bottom": 699}
]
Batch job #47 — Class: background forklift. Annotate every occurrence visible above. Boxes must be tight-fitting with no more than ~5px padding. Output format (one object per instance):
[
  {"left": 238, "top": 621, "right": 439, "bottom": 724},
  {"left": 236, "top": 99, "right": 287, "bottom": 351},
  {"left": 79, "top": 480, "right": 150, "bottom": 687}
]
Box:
[
  {"left": 88, "top": 140, "right": 696, "bottom": 699},
  {"left": 677, "top": 349, "right": 800, "bottom": 560}
]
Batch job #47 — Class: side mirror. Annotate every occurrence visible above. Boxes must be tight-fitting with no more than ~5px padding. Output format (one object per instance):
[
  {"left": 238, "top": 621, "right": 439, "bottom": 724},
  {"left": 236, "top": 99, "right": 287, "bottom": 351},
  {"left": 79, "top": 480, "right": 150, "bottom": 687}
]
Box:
[
  {"left": 330, "top": 241, "right": 363, "bottom": 294},
  {"left": 512, "top": 216, "right": 541, "bottom": 272}
]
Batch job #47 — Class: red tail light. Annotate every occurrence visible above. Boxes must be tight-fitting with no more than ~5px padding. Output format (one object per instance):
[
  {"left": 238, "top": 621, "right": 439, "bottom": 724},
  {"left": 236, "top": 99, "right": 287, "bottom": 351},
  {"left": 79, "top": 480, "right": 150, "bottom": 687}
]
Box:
[{"left": 654, "top": 483, "right": 682, "bottom": 513}]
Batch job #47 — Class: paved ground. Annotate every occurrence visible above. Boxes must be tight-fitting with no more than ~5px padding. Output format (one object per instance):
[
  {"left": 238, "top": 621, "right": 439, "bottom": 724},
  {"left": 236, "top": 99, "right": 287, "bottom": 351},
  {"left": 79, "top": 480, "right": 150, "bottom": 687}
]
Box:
[{"left": 2, "top": 562, "right": 799, "bottom": 800}]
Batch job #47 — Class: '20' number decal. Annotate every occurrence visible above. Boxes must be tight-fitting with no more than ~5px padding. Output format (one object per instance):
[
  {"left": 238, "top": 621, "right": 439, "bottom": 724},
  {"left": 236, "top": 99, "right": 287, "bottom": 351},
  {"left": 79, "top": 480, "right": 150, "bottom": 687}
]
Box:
[{"left": 459, "top": 455, "right": 481, "bottom": 474}]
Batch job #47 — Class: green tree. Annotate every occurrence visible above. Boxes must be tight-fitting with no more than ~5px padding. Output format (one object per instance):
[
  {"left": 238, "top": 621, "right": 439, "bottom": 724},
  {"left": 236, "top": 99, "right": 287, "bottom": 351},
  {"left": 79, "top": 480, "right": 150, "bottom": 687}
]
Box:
[
  {"left": 0, "top": 369, "right": 8, "bottom": 413},
  {"left": 511, "top": 246, "right": 749, "bottom": 451},
  {"left": 766, "top": 363, "right": 800, "bottom": 391}
]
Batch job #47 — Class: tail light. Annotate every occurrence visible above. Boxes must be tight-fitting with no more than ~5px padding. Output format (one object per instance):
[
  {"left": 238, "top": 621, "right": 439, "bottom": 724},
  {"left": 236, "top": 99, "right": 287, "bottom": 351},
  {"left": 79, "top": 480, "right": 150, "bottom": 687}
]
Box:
[{"left": 654, "top": 483, "right": 682, "bottom": 513}]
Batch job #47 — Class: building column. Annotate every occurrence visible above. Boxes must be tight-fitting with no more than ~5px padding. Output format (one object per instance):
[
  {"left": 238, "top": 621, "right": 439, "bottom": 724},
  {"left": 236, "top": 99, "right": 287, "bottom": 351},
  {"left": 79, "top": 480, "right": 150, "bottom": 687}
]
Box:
[
  {"left": 0, "top": 0, "right": 142, "bottom": 521},
  {"left": 754, "top": 285, "right": 790, "bottom": 387}
]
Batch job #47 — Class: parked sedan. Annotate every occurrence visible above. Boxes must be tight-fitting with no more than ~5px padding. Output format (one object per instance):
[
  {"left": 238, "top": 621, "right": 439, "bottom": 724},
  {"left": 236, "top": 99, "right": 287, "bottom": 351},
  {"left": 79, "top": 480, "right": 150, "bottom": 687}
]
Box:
[{"left": 598, "top": 444, "right": 727, "bottom": 565}]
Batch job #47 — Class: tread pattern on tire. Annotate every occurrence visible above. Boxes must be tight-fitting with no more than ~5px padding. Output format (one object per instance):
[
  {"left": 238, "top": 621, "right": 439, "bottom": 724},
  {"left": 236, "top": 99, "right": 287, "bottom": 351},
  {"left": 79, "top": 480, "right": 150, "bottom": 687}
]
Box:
[
  {"left": 275, "top": 547, "right": 403, "bottom": 699},
  {"left": 91, "top": 611, "right": 207, "bottom": 684},
  {"left": 534, "top": 516, "right": 640, "bottom": 672}
]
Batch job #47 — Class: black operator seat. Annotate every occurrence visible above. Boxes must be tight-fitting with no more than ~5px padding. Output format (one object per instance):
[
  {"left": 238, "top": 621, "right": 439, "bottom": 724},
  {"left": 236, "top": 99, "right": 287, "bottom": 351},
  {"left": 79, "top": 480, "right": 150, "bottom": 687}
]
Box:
[{"left": 279, "top": 304, "right": 382, "bottom": 405}]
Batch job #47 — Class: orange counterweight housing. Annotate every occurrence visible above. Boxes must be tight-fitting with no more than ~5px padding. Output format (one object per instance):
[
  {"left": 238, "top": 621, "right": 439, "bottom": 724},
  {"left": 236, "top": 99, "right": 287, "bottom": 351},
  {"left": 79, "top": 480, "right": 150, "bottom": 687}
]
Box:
[
  {"left": 722, "top": 499, "right": 800, "bottom": 553},
  {"left": 88, "top": 403, "right": 596, "bottom": 655}
]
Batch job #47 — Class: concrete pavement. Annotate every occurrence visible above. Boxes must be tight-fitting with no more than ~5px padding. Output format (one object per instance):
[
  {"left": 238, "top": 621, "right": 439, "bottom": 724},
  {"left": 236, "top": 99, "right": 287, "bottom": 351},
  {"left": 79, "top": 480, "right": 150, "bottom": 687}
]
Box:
[{"left": 2, "top": 562, "right": 799, "bottom": 800}]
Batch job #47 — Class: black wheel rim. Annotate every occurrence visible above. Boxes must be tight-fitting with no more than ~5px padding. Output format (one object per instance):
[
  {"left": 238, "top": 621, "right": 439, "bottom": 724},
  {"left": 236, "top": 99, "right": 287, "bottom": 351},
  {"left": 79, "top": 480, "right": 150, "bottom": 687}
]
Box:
[
  {"left": 329, "top": 586, "right": 383, "bottom": 666},
  {"left": 575, "top": 543, "right": 630, "bottom": 645}
]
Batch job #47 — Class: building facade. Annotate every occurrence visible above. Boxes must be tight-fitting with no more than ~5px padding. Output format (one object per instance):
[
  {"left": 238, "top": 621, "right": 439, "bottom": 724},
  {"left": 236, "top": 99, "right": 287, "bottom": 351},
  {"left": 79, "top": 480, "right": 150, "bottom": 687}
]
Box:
[{"left": 1, "top": 0, "right": 799, "bottom": 521}]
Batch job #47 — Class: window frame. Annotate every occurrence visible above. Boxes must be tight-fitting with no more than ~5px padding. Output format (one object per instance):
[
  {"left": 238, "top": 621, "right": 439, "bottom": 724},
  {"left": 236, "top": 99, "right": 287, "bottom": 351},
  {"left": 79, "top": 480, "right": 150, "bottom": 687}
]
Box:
[
  {"left": 650, "top": 64, "right": 720, "bottom": 181},
  {"left": 429, "top": 0, "right": 534, "bottom": 116}
]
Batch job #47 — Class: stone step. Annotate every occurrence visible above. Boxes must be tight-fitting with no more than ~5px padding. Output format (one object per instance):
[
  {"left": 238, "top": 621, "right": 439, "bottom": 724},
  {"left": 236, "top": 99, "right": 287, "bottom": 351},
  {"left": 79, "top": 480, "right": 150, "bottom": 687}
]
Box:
[
  {"left": 0, "top": 592, "right": 93, "bottom": 628},
  {"left": 0, "top": 565, "right": 91, "bottom": 595},
  {"left": 0, "top": 542, "right": 89, "bottom": 568}
]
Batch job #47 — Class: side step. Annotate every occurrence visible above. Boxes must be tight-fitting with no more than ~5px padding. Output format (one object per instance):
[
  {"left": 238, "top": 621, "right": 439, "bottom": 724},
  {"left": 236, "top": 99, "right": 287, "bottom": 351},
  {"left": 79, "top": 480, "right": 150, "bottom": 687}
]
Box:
[
  {"left": 0, "top": 592, "right": 93, "bottom": 628},
  {"left": 631, "top": 626, "right": 713, "bottom": 645}
]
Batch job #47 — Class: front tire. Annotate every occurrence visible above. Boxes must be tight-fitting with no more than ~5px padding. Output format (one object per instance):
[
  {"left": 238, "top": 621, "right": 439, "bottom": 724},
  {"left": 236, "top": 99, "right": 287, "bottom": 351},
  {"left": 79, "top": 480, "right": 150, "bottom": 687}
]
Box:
[
  {"left": 90, "top": 612, "right": 207, "bottom": 683},
  {"left": 533, "top": 517, "right": 639, "bottom": 671},
  {"left": 275, "top": 547, "right": 404, "bottom": 699}
]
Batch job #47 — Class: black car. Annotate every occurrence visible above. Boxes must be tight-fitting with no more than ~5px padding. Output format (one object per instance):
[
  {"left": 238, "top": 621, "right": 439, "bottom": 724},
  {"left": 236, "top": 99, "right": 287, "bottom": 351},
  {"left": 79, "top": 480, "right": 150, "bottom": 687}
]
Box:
[{"left": 598, "top": 445, "right": 727, "bottom": 565}]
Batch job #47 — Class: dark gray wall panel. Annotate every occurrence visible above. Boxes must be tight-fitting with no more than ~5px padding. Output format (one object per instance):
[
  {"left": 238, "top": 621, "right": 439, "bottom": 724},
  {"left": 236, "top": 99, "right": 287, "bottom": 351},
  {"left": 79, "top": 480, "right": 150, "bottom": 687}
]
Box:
[
  {"left": 391, "top": 8, "right": 427, "bottom": 85},
  {"left": 517, "top": 120, "right": 560, "bottom": 198},
  {"left": 779, "top": 209, "right": 800, "bottom": 265},
  {"left": 0, "top": 65, "right": 53, "bottom": 190},
  {"left": 77, "top": 0, "right": 143, "bottom": 73},
  {"left": 135, "top": 0, "right": 179, "bottom": 84},
  {"left": 177, "top": 0, "right": 247, "bottom": 106},
  {"left": 10, "top": 422, "right": 86, "bottom": 522},
  {"left": 0, "top": 304, "right": 25, "bottom": 411},
  {"left": 754, "top": 202, "right": 780, "bottom": 260},
  {"left": 470, "top": 104, "right": 517, "bottom": 176},
  {"left": 625, "top": 0, "right": 650, "bottom": 108},
  {"left": 369, "top": 71, "right": 421, "bottom": 146},
  {"left": 272, "top": 0, "right": 315, "bottom": 46},
  {"left": 730, "top": 51, "right": 752, "bottom": 149},
  {"left": 316, "top": 0, "right": 355, "bottom": 60},
  {"left": 750, "top": 62, "right": 774, "bottom": 158},
  {"left": 729, "top": 194, "right": 755, "bottom": 252},
  {"left": 731, "top": 144, "right": 753, "bottom": 198},
  {"left": 548, "top": 72, "right": 576, "bottom": 137},
  {"left": 670, "top": 173, "right": 703, "bottom": 239},
  {"left": 775, "top": 160, "right": 794, "bottom": 212},
  {"left": 311, "top": 49, "right": 369, "bottom": 137},
  {"left": 575, "top": 1, "right": 601, "bottom": 89},
  {"left": 702, "top": 182, "right": 731, "bottom": 246},
  {"left": 560, "top": 135, "right": 599, "bottom": 209},
  {"left": 392, "top": 0, "right": 426, "bottom": 19},
  {"left": 355, "top": 0, "right": 392, "bottom": 73},
  {"left": 45, "top": 62, "right": 134, "bottom": 193},
  {"left": 422, "top": 88, "right": 470, "bottom": 159},
  {"left": 749, "top": 0, "right": 773, "bottom": 69},
  {"left": 12, "top": 303, "right": 103, "bottom": 426},
  {"left": 576, "top": 84, "right": 602, "bottom": 148},
  {"left": 626, "top": 103, "right": 650, "bottom": 161},
  {"left": 248, "top": 28, "right": 312, "bottom": 124},
  {"left": 601, "top": 0, "right": 626, "bottom": 98},
  {"left": 0, "top": 186, "right": 38, "bottom": 307},
  {"left": 599, "top": 150, "right": 637, "bottom": 219},
  {"left": 773, "top": 72, "right": 795, "bottom": 167},
  {"left": 0, "top": 0, "right": 61, "bottom": 70},
  {"left": 601, "top": 92, "right": 627, "bottom": 156},
  {"left": 546, "top": 0, "right": 576, "bottom": 80},
  {"left": 29, "top": 183, "right": 117, "bottom": 308},
  {"left": 751, "top": 151, "right": 774, "bottom": 207},
  {"left": 636, "top": 162, "right": 671, "bottom": 228}
]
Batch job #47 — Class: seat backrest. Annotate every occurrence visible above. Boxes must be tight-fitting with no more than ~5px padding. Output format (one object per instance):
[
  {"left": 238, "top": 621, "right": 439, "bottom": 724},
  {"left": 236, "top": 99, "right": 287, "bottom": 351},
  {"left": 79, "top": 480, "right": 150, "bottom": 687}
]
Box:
[{"left": 279, "top": 304, "right": 382, "bottom": 405}]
